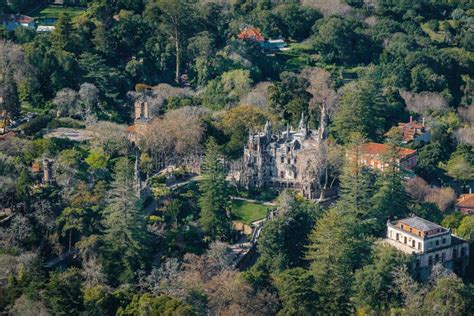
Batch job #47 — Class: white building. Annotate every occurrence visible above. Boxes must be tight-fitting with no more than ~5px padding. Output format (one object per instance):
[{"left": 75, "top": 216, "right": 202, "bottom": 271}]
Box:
[
  {"left": 385, "top": 216, "right": 469, "bottom": 280},
  {"left": 1, "top": 14, "right": 35, "bottom": 31}
]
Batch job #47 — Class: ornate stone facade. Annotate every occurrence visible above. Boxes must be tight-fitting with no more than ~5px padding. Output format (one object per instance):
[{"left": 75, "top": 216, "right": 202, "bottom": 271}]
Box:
[{"left": 240, "top": 114, "right": 322, "bottom": 199}]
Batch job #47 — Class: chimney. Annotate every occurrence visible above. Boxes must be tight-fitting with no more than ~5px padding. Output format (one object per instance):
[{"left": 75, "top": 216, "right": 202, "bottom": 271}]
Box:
[
  {"left": 134, "top": 101, "right": 142, "bottom": 120},
  {"left": 42, "top": 159, "right": 53, "bottom": 183},
  {"left": 422, "top": 117, "right": 425, "bottom": 128},
  {"left": 143, "top": 102, "right": 149, "bottom": 119},
  {"left": 409, "top": 115, "right": 413, "bottom": 123}
]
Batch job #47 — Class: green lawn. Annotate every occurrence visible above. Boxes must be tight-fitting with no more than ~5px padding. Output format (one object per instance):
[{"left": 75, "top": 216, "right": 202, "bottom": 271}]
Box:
[
  {"left": 30, "top": 5, "right": 85, "bottom": 22},
  {"left": 231, "top": 200, "right": 271, "bottom": 224}
]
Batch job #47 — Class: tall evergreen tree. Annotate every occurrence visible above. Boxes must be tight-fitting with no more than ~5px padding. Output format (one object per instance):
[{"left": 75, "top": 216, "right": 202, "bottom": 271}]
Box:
[
  {"left": 1, "top": 69, "right": 20, "bottom": 118},
  {"left": 101, "top": 158, "right": 150, "bottom": 284},
  {"left": 198, "top": 137, "right": 232, "bottom": 241},
  {"left": 306, "top": 206, "right": 372, "bottom": 314},
  {"left": 370, "top": 129, "right": 411, "bottom": 234},
  {"left": 339, "top": 133, "right": 375, "bottom": 218},
  {"left": 332, "top": 76, "right": 386, "bottom": 143}
]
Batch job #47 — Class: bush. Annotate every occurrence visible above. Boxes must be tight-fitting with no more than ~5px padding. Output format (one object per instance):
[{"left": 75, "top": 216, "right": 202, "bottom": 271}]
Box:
[{"left": 47, "top": 117, "right": 85, "bottom": 129}]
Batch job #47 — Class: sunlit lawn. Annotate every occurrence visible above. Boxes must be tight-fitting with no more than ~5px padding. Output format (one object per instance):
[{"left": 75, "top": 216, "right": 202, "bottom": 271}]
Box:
[{"left": 231, "top": 200, "right": 271, "bottom": 224}]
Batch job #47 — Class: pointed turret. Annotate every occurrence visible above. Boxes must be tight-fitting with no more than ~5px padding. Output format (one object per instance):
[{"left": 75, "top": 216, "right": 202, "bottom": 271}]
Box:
[
  {"left": 264, "top": 121, "right": 272, "bottom": 140},
  {"left": 298, "top": 112, "right": 308, "bottom": 138}
]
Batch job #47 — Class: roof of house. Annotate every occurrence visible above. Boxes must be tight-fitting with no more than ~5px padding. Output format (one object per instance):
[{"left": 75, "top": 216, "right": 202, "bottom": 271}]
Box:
[
  {"left": 457, "top": 194, "right": 474, "bottom": 208},
  {"left": 1, "top": 14, "right": 34, "bottom": 24},
  {"left": 0, "top": 132, "right": 16, "bottom": 142},
  {"left": 359, "top": 142, "right": 416, "bottom": 159},
  {"left": 398, "top": 216, "right": 443, "bottom": 232},
  {"left": 238, "top": 27, "right": 265, "bottom": 42},
  {"left": 127, "top": 125, "right": 136, "bottom": 133}
]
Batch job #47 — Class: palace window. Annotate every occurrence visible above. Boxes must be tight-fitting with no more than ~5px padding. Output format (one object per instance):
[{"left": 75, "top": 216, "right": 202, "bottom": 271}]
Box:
[
  {"left": 453, "top": 249, "right": 457, "bottom": 258},
  {"left": 436, "top": 240, "right": 439, "bottom": 246},
  {"left": 441, "top": 253, "right": 445, "bottom": 262},
  {"left": 428, "top": 256, "right": 433, "bottom": 266},
  {"left": 442, "top": 238, "right": 446, "bottom": 244},
  {"left": 412, "top": 240, "right": 415, "bottom": 247},
  {"left": 418, "top": 242, "right": 421, "bottom": 250}
]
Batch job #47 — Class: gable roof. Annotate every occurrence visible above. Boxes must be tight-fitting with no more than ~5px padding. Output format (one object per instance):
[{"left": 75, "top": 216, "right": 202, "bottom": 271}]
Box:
[
  {"left": 457, "top": 194, "right": 474, "bottom": 208},
  {"left": 398, "top": 216, "right": 443, "bottom": 232},
  {"left": 359, "top": 142, "right": 416, "bottom": 159},
  {"left": 238, "top": 27, "right": 265, "bottom": 42}
]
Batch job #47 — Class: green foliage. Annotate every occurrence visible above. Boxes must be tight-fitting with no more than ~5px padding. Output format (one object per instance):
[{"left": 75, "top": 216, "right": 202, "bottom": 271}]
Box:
[
  {"left": 118, "top": 293, "right": 196, "bottom": 316},
  {"left": 352, "top": 244, "right": 411, "bottom": 313},
  {"left": 258, "top": 193, "right": 319, "bottom": 271},
  {"left": 198, "top": 138, "right": 233, "bottom": 241},
  {"left": 44, "top": 268, "right": 84, "bottom": 316},
  {"left": 331, "top": 76, "right": 386, "bottom": 143},
  {"left": 268, "top": 71, "right": 311, "bottom": 124},
  {"left": 306, "top": 205, "right": 372, "bottom": 314},
  {"left": 100, "top": 157, "right": 151, "bottom": 284},
  {"left": 312, "top": 16, "right": 378, "bottom": 66},
  {"left": 273, "top": 267, "right": 318, "bottom": 315}
]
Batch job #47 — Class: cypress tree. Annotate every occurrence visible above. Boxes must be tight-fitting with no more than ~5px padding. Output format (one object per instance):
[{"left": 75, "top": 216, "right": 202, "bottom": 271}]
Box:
[
  {"left": 1, "top": 69, "right": 20, "bottom": 118},
  {"left": 198, "top": 137, "right": 232, "bottom": 241},
  {"left": 101, "top": 158, "right": 150, "bottom": 284}
]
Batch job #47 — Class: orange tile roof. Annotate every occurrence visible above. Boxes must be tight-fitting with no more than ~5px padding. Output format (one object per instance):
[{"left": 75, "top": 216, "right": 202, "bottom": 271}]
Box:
[
  {"left": 238, "top": 27, "right": 265, "bottom": 42},
  {"left": 359, "top": 142, "right": 416, "bottom": 158},
  {"left": 127, "top": 125, "right": 136, "bottom": 133},
  {"left": 0, "top": 132, "right": 16, "bottom": 142},
  {"left": 457, "top": 194, "right": 474, "bottom": 208}
]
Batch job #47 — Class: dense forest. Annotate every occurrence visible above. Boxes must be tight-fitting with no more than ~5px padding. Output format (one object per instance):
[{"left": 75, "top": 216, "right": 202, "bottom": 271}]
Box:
[{"left": 1, "top": 0, "right": 474, "bottom": 315}]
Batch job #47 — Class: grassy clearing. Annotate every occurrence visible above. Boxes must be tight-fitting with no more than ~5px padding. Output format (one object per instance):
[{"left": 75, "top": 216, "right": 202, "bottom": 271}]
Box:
[
  {"left": 231, "top": 200, "right": 271, "bottom": 224},
  {"left": 30, "top": 5, "right": 85, "bottom": 21}
]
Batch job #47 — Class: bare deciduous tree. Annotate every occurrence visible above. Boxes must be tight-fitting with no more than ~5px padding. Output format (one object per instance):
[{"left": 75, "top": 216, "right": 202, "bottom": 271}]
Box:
[
  {"left": 10, "top": 295, "right": 50, "bottom": 316},
  {"left": 128, "top": 83, "right": 195, "bottom": 118},
  {"left": 406, "top": 177, "right": 456, "bottom": 212},
  {"left": 87, "top": 121, "right": 129, "bottom": 156},
  {"left": 425, "top": 187, "right": 456, "bottom": 212},
  {"left": 455, "top": 127, "right": 474, "bottom": 146},
  {"left": 141, "top": 106, "right": 205, "bottom": 169},
  {"left": 301, "top": 0, "right": 352, "bottom": 16},
  {"left": 53, "top": 88, "right": 79, "bottom": 117},
  {"left": 240, "top": 81, "right": 272, "bottom": 108},
  {"left": 399, "top": 90, "right": 449, "bottom": 116},
  {"left": 302, "top": 67, "right": 339, "bottom": 140}
]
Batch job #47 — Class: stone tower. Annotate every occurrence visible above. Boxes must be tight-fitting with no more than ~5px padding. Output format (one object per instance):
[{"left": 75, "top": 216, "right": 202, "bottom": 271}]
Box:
[
  {"left": 42, "top": 159, "right": 53, "bottom": 183},
  {"left": 134, "top": 100, "right": 150, "bottom": 121}
]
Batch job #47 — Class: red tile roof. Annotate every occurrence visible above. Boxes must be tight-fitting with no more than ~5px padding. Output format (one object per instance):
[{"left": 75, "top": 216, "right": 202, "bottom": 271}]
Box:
[
  {"left": 0, "top": 132, "right": 16, "bottom": 142},
  {"left": 238, "top": 27, "right": 265, "bottom": 42},
  {"left": 457, "top": 194, "right": 474, "bottom": 208},
  {"left": 359, "top": 142, "right": 416, "bottom": 159},
  {"left": 127, "top": 125, "right": 136, "bottom": 133}
]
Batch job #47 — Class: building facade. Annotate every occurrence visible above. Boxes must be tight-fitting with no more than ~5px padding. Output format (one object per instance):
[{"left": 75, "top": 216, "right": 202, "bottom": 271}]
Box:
[
  {"left": 456, "top": 193, "right": 474, "bottom": 215},
  {"left": 354, "top": 142, "right": 417, "bottom": 172},
  {"left": 396, "top": 116, "right": 431, "bottom": 144},
  {"left": 385, "top": 216, "right": 469, "bottom": 280},
  {"left": 127, "top": 101, "right": 153, "bottom": 144},
  {"left": 240, "top": 115, "right": 327, "bottom": 199}
]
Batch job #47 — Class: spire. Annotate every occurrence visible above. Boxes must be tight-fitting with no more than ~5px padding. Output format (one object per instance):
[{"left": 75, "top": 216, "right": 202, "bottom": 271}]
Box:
[
  {"left": 264, "top": 121, "right": 272, "bottom": 139},
  {"left": 298, "top": 112, "right": 306, "bottom": 131}
]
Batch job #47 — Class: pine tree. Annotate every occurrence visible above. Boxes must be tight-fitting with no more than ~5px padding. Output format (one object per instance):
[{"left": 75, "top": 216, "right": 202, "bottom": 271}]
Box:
[
  {"left": 1, "top": 69, "right": 20, "bottom": 118},
  {"left": 198, "top": 138, "right": 232, "bottom": 241},
  {"left": 339, "top": 132, "right": 375, "bottom": 218},
  {"left": 306, "top": 206, "right": 372, "bottom": 314},
  {"left": 101, "top": 158, "right": 150, "bottom": 284},
  {"left": 370, "top": 129, "right": 411, "bottom": 234}
]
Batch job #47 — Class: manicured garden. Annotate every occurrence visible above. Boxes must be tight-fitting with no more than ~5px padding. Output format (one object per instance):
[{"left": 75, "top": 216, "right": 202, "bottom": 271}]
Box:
[
  {"left": 30, "top": 5, "right": 85, "bottom": 24},
  {"left": 231, "top": 199, "right": 272, "bottom": 224}
]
